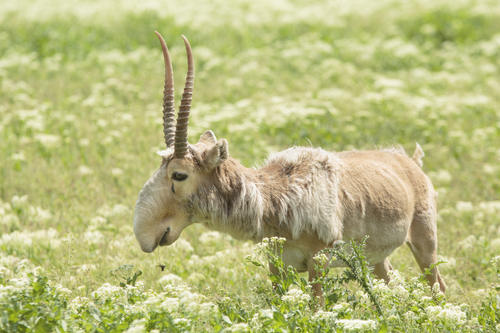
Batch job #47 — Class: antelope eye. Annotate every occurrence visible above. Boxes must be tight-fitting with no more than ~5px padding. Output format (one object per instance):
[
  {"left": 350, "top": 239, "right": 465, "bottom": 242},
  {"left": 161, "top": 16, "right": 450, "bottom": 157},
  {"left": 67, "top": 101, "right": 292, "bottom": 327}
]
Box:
[{"left": 172, "top": 172, "right": 188, "bottom": 181}]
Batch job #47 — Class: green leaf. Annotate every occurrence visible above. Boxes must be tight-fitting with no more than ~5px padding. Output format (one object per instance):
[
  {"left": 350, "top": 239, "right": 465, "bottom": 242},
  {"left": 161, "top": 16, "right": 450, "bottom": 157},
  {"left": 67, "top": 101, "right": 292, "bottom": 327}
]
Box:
[
  {"left": 273, "top": 311, "right": 287, "bottom": 327},
  {"left": 269, "top": 274, "right": 281, "bottom": 283},
  {"left": 89, "top": 305, "right": 102, "bottom": 323},
  {"left": 326, "top": 293, "right": 338, "bottom": 306},
  {"left": 283, "top": 273, "right": 294, "bottom": 290},
  {"left": 300, "top": 277, "right": 308, "bottom": 289},
  {"left": 250, "top": 260, "right": 263, "bottom": 267},
  {"left": 222, "top": 315, "right": 233, "bottom": 325},
  {"left": 378, "top": 322, "right": 388, "bottom": 333}
]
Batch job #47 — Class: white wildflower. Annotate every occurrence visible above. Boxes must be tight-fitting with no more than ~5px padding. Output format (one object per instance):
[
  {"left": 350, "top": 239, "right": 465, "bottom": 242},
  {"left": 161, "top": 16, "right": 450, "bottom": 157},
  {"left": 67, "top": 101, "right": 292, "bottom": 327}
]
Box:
[
  {"left": 89, "top": 216, "right": 107, "bottom": 228},
  {"left": 355, "top": 290, "right": 370, "bottom": 303},
  {"left": 109, "top": 239, "right": 125, "bottom": 250},
  {"left": 456, "top": 201, "right": 473, "bottom": 213},
  {"left": 479, "top": 201, "right": 500, "bottom": 215},
  {"left": 337, "top": 319, "right": 377, "bottom": 331},
  {"left": 97, "top": 204, "right": 129, "bottom": 217},
  {"left": 0, "top": 267, "right": 11, "bottom": 278},
  {"left": 109, "top": 130, "right": 121, "bottom": 138},
  {"left": 11, "top": 195, "right": 28, "bottom": 209},
  {"left": 68, "top": 296, "right": 89, "bottom": 313},
  {"left": 121, "top": 113, "right": 133, "bottom": 122},
  {"left": 227, "top": 323, "right": 250, "bottom": 332},
  {"left": 125, "top": 318, "right": 147, "bottom": 333},
  {"left": 394, "top": 285, "right": 409, "bottom": 298},
  {"left": 198, "top": 231, "right": 223, "bottom": 244},
  {"left": 0, "top": 229, "right": 60, "bottom": 248},
  {"left": 34, "top": 134, "right": 60, "bottom": 148},
  {"left": 372, "top": 278, "right": 389, "bottom": 293},
  {"left": 437, "top": 256, "right": 456, "bottom": 267},
  {"left": 432, "top": 283, "right": 441, "bottom": 294},
  {"left": 281, "top": 288, "right": 311, "bottom": 304},
  {"left": 172, "top": 318, "right": 190, "bottom": 327},
  {"left": 483, "top": 164, "right": 497, "bottom": 174},
  {"left": 0, "top": 257, "right": 21, "bottom": 272},
  {"left": 92, "top": 283, "right": 124, "bottom": 301},
  {"left": 313, "top": 310, "right": 337, "bottom": 322},
  {"left": 10, "top": 152, "right": 26, "bottom": 161},
  {"left": 77, "top": 264, "right": 96, "bottom": 274},
  {"left": 0, "top": 214, "right": 20, "bottom": 228},
  {"left": 313, "top": 253, "right": 329, "bottom": 266},
  {"left": 260, "top": 309, "right": 273, "bottom": 319},
  {"left": 474, "top": 289, "right": 487, "bottom": 297},
  {"left": 429, "top": 170, "right": 452, "bottom": 184},
  {"left": 112, "top": 204, "right": 129, "bottom": 216},
  {"left": 458, "top": 235, "right": 476, "bottom": 250},
  {"left": 490, "top": 239, "right": 500, "bottom": 250},
  {"left": 374, "top": 77, "right": 405, "bottom": 89},
  {"left": 53, "top": 284, "right": 72, "bottom": 297},
  {"left": 64, "top": 114, "right": 77, "bottom": 122},
  {"left": 411, "top": 288, "right": 424, "bottom": 298},
  {"left": 173, "top": 238, "right": 194, "bottom": 252},
  {"left": 250, "top": 313, "right": 262, "bottom": 329},
  {"left": 159, "top": 274, "right": 182, "bottom": 286},
  {"left": 78, "top": 165, "right": 93, "bottom": 175},
  {"left": 387, "top": 270, "right": 405, "bottom": 286},
  {"left": 404, "top": 311, "right": 418, "bottom": 321},
  {"left": 159, "top": 297, "right": 180, "bottom": 312},
  {"left": 10, "top": 277, "right": 30, "bottom": 288},
  {"left": 111, "top": 168, "right": 124, "bottom": 176},
  {"left": 387, "top": 315, "right": 399, "bottom": 323},
  {"left": 28, "top": 206, "right": 51, "bottom": 221},
  {"left": 84, "top": 230, "right": 104, "bottom": 244},
  {"left": 425, "top": 304, "right": 466, "bottom": 326},
  {"left": 331, "top": 303, "right": 349, "bottom": 311},
  {"left": 491, "top": 256, "right": 500, "bottom": 269},
  {"left": 187, "top": 272, "right": 206, "bottom": 284},
  {"left": 198, "top": 302, "right": 217, "bottom": 316},
  {"left": 79, "top": 138, "right": 90, "bottom": 146}
]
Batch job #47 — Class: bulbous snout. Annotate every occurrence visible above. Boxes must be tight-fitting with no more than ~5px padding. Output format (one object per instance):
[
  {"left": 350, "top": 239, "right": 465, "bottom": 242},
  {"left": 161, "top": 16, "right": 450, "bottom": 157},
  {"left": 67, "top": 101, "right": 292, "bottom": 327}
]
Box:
[
  {"left": 133, "top": 168, "right": 172, "bottom": 253},
  {"left": 133, "top": 206, "right": 163, "bottom": 253},
  {"left": 133, "top": 205, "right": 182, "bottom": 253}
]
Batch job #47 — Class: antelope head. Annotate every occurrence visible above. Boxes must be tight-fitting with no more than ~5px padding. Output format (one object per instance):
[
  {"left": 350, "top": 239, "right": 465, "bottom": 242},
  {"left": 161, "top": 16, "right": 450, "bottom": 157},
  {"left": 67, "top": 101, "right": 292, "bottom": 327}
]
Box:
[{"left": 133, "top": 32, "right": 229, "bottom": 253}]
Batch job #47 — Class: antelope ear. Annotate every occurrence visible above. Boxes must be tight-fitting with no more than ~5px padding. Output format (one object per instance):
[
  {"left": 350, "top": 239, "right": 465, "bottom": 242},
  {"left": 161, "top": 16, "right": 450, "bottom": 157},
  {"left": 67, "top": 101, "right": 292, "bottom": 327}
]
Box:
[
  {"left": 204, "top": 139, "right": 229, "bottom": 169},
  {"left": 199, "top": 130, "right": 217, "bottom": 145}
]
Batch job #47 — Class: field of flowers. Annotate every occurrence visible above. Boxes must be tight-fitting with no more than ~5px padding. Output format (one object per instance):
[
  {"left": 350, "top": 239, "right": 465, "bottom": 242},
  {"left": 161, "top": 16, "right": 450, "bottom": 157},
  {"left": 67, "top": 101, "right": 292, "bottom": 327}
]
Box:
[{"left": 0, "top": 0, "right": 500, "bottom": 331}]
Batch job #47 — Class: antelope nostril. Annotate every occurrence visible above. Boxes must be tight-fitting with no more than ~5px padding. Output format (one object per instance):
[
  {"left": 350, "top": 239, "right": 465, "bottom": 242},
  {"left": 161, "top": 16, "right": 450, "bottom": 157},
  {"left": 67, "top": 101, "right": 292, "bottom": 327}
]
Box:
[{"left": 159, "top": 227, "right": 170, "bottom": 246}]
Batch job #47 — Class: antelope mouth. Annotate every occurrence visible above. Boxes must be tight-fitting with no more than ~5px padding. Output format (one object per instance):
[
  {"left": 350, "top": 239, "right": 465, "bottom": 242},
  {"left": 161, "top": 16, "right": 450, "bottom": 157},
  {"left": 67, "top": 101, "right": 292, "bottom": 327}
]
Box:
[{"left": 159, "top": 227, "right": 171, "bottom": 246}]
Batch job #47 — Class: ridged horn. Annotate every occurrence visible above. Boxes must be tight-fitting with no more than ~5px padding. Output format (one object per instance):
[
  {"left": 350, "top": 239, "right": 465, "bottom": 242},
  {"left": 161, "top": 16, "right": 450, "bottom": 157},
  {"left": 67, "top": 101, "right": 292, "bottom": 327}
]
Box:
[
  {"left": 154, "top": 31, "right": 176, "bottom": 148},
  {"left": 174, "top": 35, "right": 194, "bottom": 158}
]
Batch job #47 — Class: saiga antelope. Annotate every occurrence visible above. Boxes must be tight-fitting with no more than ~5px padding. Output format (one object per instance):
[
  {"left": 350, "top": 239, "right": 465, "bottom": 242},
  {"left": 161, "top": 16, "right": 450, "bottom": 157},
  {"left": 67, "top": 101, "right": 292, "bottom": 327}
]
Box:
[{"left": 133, "top": 32, "right": 446, "bottom": 300}]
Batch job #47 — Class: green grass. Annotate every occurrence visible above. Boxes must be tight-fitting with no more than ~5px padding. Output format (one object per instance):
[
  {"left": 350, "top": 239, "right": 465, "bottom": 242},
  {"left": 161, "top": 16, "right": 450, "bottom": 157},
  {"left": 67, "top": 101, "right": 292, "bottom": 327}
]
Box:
[{"left": 0, "top": 0, "right": 499, "bottom": 331}]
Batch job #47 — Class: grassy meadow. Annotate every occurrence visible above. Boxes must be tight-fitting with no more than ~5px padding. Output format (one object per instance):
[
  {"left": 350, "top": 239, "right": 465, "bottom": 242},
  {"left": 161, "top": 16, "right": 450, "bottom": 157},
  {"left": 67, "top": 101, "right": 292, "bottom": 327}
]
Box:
[{"left": 1, "top": 0, "right": 500, "bottom": 331}]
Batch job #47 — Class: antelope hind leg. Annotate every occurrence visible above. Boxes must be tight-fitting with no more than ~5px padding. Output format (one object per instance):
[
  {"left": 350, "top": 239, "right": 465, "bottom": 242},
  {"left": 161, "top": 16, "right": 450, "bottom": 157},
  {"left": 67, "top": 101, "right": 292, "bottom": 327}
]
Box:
[{"left": 406, "top": 216, "right": 446, "bottom": 293}]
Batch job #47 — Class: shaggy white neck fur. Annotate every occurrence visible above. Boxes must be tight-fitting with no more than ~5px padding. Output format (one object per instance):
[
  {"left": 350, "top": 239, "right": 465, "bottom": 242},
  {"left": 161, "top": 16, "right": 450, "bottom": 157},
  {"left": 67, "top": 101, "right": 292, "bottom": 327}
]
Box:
[{"left": 190, "top": 147, "right": 343, "bottom": 244}]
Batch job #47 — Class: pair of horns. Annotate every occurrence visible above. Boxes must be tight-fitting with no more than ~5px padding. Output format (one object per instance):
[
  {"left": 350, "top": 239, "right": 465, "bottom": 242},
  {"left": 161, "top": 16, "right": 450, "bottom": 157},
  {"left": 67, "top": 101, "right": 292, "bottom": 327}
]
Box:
[{"left": 155, "top": 31, "right": 194, "bottom": 158}]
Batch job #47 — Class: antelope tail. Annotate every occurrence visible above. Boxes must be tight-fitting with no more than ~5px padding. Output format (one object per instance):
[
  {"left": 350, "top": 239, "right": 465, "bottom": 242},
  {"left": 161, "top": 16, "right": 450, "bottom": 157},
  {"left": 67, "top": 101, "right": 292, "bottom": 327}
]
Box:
[{"left": 412, "top": 143, "right": 424, "bottom": 168}]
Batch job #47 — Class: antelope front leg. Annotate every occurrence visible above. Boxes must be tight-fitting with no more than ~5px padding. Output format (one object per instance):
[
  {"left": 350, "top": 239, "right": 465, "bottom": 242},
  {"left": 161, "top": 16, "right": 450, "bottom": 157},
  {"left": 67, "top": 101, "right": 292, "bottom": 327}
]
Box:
[{"left": 308, "top": 259, "right": 324, "bottom": 307}]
